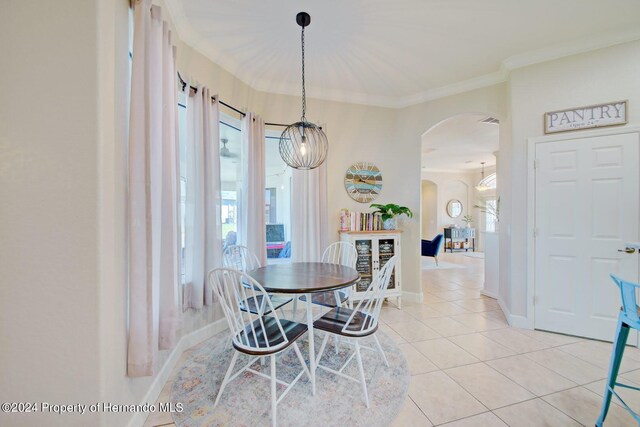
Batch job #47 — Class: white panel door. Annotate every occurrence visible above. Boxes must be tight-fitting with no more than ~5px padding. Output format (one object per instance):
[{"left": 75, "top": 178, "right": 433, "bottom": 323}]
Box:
[{"left": 535, "top": 131, "right": 639, "bottom": 342}]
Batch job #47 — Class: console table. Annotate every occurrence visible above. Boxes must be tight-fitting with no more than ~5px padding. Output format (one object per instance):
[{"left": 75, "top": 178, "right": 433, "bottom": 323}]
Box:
[{"left": 444, "top": 227, "right": 475, "bottom": 252}]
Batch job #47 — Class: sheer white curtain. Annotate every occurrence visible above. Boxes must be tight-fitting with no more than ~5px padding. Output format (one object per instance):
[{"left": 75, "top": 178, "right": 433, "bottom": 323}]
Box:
[
  {"left": 183, "top": 86, "right": 222, "bottom": 309},
  {"left": 239, "top": 113, "right": 267, "bottom": 265},
  {"left": 128, "top": 0, "right": 181, "bottom": 377},
  {"left": 291, "top": 162, "right": 329, "bottom": 262}
]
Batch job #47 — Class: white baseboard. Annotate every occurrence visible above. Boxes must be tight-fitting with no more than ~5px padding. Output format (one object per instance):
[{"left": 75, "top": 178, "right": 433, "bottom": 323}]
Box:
[
  {"left": 480, "top": 289, "right": 498, "bottom": 299},
  {"left": 401, "top": 291, "right": 424, "bottom": 303},
  {"left": 127, "top": 318, "right": 228, "bottom": 427},
  {"left": 496, "top": 297, "right": 532, "bottom": 330},
  {"left": 497, "top": 296, "right": 509, "bottom": 321},
  {"left": 180, "top": 317, "right": 228, "bottom": 350},
  {"left": 508, "top": 313, "right": 531, "bottom": 329}
]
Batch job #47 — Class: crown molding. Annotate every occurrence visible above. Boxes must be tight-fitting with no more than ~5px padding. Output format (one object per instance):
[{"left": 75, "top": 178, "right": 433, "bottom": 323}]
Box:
[
  {"left": 395, "top": 70, "right": 509, "bottom": 109},
  {"left": 502, "top": 25, "right": 640, "bottom": 70},
  {"left": 162, "top": 1, "right": 640, "bottom": 109}
]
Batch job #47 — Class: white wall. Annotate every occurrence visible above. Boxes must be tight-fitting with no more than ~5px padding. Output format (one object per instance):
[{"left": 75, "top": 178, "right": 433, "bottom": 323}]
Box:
[
  {"left": 507, "top": 40, "right": 640, "bottom": 319},
  {"left": 0, "top": 1, "right": 102, "bottom": 426},
  {"left": 421, "top": 180, "right": 438, "bottom": 238}
]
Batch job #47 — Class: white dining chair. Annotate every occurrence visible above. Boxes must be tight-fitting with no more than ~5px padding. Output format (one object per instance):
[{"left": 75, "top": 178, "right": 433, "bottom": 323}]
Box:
[
  {"left": 209, "top": 268, "right": 311, "bottom": 427},
  {"left": 312, "top": 255, "right": 397, "bottom": 408},
  {"left": 296, "top": 242, "right": 358, "bottom": 315},
  {"left": 222, "top": 245, "right": 292, "bottom": 316}
]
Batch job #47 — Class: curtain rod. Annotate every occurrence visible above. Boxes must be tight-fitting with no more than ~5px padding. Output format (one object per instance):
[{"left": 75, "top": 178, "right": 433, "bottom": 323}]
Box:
[{"left": 177, "top": 71, "right": 288, "bottom": 128}]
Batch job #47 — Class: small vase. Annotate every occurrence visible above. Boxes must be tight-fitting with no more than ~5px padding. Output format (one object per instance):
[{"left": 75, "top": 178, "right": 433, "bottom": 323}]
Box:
[{"left": 383, "top": 218, "right": 397, "bottom": 230}]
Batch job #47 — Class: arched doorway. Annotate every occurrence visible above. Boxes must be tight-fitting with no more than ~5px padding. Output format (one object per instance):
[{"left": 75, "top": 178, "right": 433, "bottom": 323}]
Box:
[{"left": 420, "top": 113, "right": 500, "bottom": 298}]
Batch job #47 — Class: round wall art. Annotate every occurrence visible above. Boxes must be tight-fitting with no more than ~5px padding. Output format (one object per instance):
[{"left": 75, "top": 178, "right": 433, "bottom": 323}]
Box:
[{"left": 344, "top": 162, "right": 383, "bottom": 203}]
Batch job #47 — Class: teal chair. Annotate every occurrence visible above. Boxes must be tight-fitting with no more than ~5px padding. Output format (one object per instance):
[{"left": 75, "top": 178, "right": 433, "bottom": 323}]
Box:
[{"left": 596, "top": 274, "right": 640, "bottom": 426}]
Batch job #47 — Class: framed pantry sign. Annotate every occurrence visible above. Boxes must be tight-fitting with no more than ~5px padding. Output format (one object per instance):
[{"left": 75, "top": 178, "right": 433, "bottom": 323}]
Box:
[{"left": 544, "top": 100, "right": 627, "bottom": 134}]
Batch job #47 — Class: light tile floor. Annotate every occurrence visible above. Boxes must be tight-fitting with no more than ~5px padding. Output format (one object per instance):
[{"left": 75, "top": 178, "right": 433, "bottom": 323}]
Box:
[
  {"left": 145, "top": 252, "right": 640, "bottom": 427},
  {"left": 391, "top": 253, "right": 639, "bottom": 426}
]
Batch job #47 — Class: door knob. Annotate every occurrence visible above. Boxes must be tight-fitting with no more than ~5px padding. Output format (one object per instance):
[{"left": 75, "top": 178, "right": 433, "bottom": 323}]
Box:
[{"left": 618, "top": 247, "right": 636, "bottom": 254}]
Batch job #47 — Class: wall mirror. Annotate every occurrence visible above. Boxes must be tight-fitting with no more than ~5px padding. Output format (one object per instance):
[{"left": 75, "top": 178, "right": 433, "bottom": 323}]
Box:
[{"left": 446, "top": 199, "right": 463, "bottom": 218}]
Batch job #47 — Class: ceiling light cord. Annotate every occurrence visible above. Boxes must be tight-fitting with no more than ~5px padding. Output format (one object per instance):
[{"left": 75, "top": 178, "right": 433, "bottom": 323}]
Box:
[
  {"left": 301, "top": 25, "right": 306, "bottom": 122},
  {"left": 278, "top": 11, "right": 328, "bottom": 170}
]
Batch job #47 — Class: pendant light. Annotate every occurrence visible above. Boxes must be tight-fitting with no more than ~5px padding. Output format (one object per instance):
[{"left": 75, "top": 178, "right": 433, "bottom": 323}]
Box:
[
  {"left": 475, "top": 162, "right": 489, "bottom": 192},
  {"left": 279, "top": 12, "right": 328, "bottom": 170}
]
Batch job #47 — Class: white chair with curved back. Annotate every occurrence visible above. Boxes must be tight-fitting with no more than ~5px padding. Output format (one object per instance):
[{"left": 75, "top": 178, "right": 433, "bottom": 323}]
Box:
[
  {"left": 297, "top": 241, "right": 358, "bottom": 313},
  {"left": 313, "top": 255, "right": 397, "bottom": 408},
  {"left": 222, "top": 245, "right": 292, "bottom": 315},
  {"left": 209, "top": 268, "right": 310, "bottom": 427}
]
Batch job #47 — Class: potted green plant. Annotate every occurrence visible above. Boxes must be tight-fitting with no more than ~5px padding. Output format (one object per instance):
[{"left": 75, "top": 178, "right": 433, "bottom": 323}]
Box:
[
  {"left": 463, "top": 214, "right": 473, "bottom": 228},
  {"left": 370, "top": 203, "right": 413, "bottom": 230}
]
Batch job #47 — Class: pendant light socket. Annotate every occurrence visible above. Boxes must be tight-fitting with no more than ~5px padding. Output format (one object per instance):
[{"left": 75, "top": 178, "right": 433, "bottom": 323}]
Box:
[{"left": 296, "top": 12, "right": 311, "bottom": 27}]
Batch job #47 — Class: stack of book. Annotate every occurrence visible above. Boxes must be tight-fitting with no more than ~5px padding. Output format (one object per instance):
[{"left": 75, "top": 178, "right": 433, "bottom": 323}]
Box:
[{"left": 339, "top": 209, "right": 383, "bottom": 231}]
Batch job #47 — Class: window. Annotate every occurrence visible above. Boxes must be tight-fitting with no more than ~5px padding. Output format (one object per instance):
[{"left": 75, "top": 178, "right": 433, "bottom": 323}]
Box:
[
  {"left": 178, "top": 91, "right": 188, "bottom": 278},
  {"left": 484, "top": 198, "right": 497, "bottom": 233},
  {"left": 220, "top": 113, "right": 242, "bottom": 251},
  {"left": 477, "top": 172, "right": 496, "bottom": 190},
  {"left": 265, "top": 130, "right": 292, "bottom": 263},
  {"left": 265, "top": 188, "right": 277, "bottom": 223},
  {"left": 179, "top": 108, "right": 292, "bottom": 263}
]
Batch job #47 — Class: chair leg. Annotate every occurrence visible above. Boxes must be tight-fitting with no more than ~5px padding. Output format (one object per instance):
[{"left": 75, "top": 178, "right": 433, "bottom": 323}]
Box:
[
  {"left": 292, "top": 341, "right": 311, "bottom": 381},
  {"left": 597, "top": 319, "right": 631, "bottom": 426},
  {"left": 317, "top": 333, "right": 330, "bottom": 364},
  {"left": 434, "top": 256, "right": 439, "bottom": 266},
  {"left": 373, "top": 334, "right": 389, "bottom": 367},
  {"left": 270, "top": 354, "right": 277, "bottom": 427},
  {"left": 214, "top": 351, "right": 239, "bottom": 407},
  {"left": 355, "top": 341, "right": 369, "bottom": 408}
]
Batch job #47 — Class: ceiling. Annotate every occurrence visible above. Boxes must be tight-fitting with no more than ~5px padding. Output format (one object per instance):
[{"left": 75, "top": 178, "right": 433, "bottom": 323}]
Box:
[
  {"left": 166, "top": 0, "right": 640, "bottom": 108},
  {"left": 422, "top": 114, "right": 498, "bottom": 172}
]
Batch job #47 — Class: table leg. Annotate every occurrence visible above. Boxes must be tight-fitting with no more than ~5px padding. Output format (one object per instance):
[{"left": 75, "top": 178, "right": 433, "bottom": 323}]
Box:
[{"left": 305, "top": 292, "right": 316, "bottom": 396}]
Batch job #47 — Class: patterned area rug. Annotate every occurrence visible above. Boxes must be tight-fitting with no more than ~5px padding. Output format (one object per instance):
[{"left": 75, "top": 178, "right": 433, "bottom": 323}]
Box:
[{"left": 171, "top": 330, "right": 409, "bottom": 427}]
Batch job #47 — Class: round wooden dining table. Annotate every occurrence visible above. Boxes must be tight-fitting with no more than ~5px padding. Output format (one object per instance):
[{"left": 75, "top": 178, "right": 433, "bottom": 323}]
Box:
[{"left": 247, "top": 262, "right": 359, "bottom": 395}]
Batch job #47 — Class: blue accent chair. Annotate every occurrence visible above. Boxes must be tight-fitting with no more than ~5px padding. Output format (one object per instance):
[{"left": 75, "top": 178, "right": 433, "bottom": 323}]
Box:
[
  {"left": 421, "top": 234, "right": 443, "bottom": 266},
  {"left": 596, "top": 274, "right": 640, "bottom": 426}
]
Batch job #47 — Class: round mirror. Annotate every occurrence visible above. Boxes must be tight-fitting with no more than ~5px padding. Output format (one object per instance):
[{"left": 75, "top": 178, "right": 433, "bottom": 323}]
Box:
[{"left": 447, "top": 199, "right": 463, "bottom": 218}]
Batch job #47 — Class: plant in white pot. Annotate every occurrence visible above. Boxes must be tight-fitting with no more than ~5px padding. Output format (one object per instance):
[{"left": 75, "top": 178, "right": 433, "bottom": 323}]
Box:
[
  {"left": 463, "top": 214, "right": 473, "bottom": 228},
  {"left": 370, "top": 203, "right": 413, "bottom": 230}
]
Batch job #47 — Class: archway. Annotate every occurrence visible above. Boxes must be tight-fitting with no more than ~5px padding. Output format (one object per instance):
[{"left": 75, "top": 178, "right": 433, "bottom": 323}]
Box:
[{"left": 419, "top": 113, "right": 501, "bottom": 299}]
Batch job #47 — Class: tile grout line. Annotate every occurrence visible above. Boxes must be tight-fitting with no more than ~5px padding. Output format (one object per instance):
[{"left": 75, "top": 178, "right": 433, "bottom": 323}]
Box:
[{"left": 407, "top": 394, "right": 435, "bottom": 426}]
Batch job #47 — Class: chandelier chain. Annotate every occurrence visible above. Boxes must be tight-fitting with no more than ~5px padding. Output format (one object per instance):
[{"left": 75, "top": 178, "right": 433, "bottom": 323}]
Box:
[
  {"left": 279, "top": 12, "right": 328, "bottom": 170},
  {"left": 301, "top": 25, "right": 306, "bottom": 121}
]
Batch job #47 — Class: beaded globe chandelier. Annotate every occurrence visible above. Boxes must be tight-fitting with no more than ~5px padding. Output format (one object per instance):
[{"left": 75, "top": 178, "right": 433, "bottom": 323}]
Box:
[{"left": 279, "top": 12, "right": 328, "bottom": 170}]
